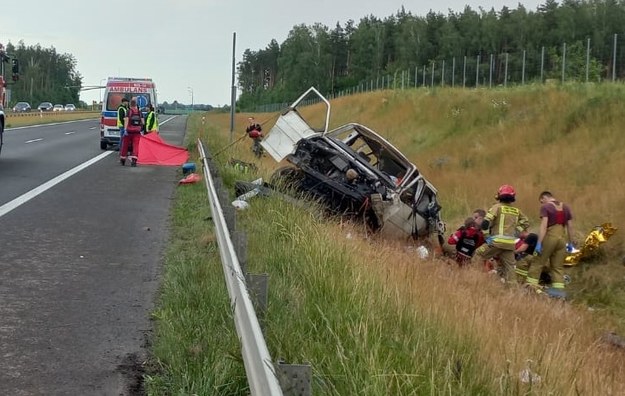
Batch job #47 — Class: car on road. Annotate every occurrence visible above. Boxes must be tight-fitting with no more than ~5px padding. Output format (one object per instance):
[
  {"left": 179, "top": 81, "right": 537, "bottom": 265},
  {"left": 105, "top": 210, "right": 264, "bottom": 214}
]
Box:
[
  {"left": 37, "top": 102, "right": 53, "bottom": 111},
  {"left": 12, "top": 101, "right": 31, "bottom": 112},
  {"left": 53, "top": 104, "right": 64, "bottom": 112},
  {"left": 64, "top": 104, "right": 76, "bottom": 111},
  {"left": 260, "top": 86, "right": 446, "bottom": 247},
  {"left": 0, "top": 104, "right": 5, "bottom": 156}
]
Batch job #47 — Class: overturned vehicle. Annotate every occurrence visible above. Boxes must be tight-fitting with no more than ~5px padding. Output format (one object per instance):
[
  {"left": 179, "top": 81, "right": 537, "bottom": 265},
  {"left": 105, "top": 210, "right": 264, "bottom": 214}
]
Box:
[{"left": 260, "top": 87, "right": 445, "bottom": 246}]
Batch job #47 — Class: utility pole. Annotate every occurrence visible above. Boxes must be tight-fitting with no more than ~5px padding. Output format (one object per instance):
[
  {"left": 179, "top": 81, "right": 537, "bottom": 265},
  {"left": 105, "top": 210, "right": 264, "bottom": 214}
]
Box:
[{"left": 230, "top": 32, "right": 236, "bottom": 143}]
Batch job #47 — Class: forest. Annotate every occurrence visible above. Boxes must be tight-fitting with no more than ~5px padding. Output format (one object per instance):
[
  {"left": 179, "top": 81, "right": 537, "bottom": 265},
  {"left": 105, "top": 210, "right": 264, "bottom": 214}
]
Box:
[
  {"left": 1, "top": 41, "right": 81, "bottom": 107},
  {"left": 236, "top": 0, "right": 625, "bottom": 109}
]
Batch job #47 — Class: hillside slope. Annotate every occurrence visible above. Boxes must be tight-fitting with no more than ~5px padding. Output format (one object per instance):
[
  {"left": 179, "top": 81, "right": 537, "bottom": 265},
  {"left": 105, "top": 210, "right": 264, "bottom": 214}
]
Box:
[{"left": 190, "top": 85, "right": 625, "bottom": 394}]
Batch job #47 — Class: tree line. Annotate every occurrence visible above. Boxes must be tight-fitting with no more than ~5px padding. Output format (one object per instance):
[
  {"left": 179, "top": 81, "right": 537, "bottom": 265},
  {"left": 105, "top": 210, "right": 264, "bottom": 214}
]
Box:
[
  {"left": 236, "top": 0, "right": 625, "bottom": 109},
  {"left": 2, "top": 41, "right": 81, "bottom": 107}
]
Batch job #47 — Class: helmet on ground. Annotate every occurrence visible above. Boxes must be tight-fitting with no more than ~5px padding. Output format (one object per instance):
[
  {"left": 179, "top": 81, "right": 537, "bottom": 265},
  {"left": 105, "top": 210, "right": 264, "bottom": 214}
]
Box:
[{"left": 496, "top": 184, "right": 516, "bottom": 201}]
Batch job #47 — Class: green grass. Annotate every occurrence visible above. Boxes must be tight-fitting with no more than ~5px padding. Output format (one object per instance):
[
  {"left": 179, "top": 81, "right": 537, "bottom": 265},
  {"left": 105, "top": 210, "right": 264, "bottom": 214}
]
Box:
[
  {"left": 4, "top": 111, "right": 99, "bottom": 128},
  {"left": 145, "top": 182, "right": 248, "bottom": 395}
]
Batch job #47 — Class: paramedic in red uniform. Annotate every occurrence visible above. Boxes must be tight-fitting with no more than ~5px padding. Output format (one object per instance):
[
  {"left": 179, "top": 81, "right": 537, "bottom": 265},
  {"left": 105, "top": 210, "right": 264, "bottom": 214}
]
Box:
[{"left": 120, "top": 98, "right": 144, "bottom": 167}]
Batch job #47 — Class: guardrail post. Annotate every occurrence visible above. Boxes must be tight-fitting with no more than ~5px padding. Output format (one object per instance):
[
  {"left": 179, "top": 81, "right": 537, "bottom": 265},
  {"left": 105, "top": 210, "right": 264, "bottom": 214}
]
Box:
[
  {"left": 245, "top": 273, "right": 268, "bottom": 315},
  {"left": 232, "top": 231, "right": 248, "bottom": 274},
  {"left": 277, "top": 361, "right": 312, "bottom": 396},
  {"left": 219, "top": 190, "right": 236, "bottom": 232}
]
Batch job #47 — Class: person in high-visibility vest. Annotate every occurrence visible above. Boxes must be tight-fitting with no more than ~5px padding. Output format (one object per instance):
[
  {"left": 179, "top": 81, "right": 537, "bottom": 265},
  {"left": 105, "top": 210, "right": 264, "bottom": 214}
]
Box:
[
  {"left": 525, "top": 191, "right": 574, "bottom": 298},
  {"left": 144, "top": 104, "right": 158, "bottom": 134},
  {"left": 473, "top": 184, "right": 530, "bottom": 282},
  {"left": 116, "top": 97, "right": 129, "bottom": 151}
]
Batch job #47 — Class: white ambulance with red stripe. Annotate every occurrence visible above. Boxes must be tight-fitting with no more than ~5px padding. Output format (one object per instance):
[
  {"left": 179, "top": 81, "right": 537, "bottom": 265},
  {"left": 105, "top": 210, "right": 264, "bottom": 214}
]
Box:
[{"left": 99, "top": 77, "right": 157, "bottom": 150}]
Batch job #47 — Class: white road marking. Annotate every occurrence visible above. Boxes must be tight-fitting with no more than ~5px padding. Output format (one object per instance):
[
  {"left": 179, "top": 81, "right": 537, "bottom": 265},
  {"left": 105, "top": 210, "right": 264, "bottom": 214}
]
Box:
[
  {"left": 25, "top": 138, "right": 44, "bottom": 143},
  {"left": 6, "top": 119, "right": 97, "bottom": 131},
  {"left": 0, "top": 151, "right": 114, "bottom": 218},
  {"left": 65, "top": 131, "right": 76, "bottom": 135}
]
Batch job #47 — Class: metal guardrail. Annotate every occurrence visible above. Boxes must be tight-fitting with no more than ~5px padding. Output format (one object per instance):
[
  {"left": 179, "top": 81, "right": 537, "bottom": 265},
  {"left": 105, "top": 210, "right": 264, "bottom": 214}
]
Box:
[{"left": 197, "top": 139, "right": 284, "bottom": 396}]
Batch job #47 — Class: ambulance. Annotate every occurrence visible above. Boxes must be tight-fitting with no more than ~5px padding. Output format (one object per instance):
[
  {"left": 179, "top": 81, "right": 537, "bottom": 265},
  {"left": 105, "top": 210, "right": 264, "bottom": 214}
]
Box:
[{"left": 99, "top": 77, "right": 157, "bottom": 150}]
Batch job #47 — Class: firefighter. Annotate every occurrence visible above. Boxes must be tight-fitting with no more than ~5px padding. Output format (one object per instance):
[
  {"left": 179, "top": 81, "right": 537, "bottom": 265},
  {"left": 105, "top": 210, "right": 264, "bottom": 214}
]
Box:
[
  {"left": 116, "top": 97, "right": 129, "bottom": 152},
  {"left": 525, "top": 191, "right": 574, "bottom": 298},
  {"left": 473, "top": 184, "right": 530, "bottom": 282}
]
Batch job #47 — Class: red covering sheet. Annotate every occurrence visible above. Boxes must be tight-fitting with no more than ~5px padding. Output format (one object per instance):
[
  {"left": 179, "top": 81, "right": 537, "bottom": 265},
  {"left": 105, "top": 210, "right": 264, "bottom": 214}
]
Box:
[{"left": 137, "top": 133, "right": 189, "bottom": 166}]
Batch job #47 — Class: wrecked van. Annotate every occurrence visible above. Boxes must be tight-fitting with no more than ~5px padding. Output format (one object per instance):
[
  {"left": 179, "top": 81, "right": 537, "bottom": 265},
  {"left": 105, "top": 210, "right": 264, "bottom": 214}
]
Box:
[{"left": 260, "top": 87, "right": 445, "bottom": 245}]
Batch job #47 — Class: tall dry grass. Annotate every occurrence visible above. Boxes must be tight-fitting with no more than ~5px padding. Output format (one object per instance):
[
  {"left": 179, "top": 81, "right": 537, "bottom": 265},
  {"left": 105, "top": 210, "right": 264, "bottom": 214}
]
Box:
[{"left": 345, "top": 228, "right": 625, "bottom": 394}]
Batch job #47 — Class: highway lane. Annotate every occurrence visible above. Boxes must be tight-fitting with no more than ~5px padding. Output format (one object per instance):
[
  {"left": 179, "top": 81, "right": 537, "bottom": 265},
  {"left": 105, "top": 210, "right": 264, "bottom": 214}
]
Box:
[
  {"left": 0, "top": 115, "right": 187, "bottom": 395},
  {"left": 0, "top": 119, "right": 106, "bottom": 205}
]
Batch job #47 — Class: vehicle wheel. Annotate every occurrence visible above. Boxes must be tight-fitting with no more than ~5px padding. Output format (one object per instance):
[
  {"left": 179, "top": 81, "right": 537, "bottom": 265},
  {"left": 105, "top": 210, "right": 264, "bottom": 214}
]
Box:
[
  {"left": 100, "top": 141, "right": 108, "bottom": 150},
  {"left": 270, "top": 166, "right": 304, "bottom": 191}
]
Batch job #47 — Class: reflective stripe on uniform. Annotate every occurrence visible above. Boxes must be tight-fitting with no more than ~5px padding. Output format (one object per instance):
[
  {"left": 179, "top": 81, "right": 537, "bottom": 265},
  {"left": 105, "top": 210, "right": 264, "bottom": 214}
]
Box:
[{"left": 526, "top": 276, "right": 540, "bottom": 285}]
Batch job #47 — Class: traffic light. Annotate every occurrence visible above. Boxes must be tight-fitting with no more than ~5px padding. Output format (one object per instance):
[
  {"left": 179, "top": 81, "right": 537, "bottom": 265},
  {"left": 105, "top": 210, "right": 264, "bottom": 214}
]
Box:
[{"left": 11, "top": 58, "right": 19, "bottom": 74}]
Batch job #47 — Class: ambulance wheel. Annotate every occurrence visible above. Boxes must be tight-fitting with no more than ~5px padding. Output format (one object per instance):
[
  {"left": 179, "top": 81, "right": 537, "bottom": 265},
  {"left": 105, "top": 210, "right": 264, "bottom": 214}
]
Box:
[{"left": 100, "top": 141, "right": 108, "bottom": 150}]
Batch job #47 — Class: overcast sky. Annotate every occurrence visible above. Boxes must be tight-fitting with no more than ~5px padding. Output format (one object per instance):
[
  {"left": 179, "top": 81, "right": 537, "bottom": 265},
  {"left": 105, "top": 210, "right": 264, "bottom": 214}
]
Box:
[{"left": 1, "top": 0, "right": 544, "bottom": 106}]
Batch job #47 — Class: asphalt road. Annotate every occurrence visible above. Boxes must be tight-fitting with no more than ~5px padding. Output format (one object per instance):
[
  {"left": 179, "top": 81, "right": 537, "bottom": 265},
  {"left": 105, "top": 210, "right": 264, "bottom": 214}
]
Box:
[{"left": 0, "top": 116, "right": 188, "bottom": 395}]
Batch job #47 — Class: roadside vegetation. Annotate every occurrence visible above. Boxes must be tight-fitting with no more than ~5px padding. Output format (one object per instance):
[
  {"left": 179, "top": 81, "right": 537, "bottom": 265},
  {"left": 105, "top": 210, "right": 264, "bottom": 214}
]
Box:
[
  {"left": 147, "top": 84, "right": 625, "bottom": 395},
  {"left": 4, "top": 111, "right": 99, "bottom": 128}
]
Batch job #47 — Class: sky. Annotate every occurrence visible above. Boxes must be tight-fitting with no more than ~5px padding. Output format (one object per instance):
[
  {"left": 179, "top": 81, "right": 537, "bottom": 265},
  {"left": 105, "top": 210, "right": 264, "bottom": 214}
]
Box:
[{"left": 1, "top": 0, "right": 544, "bottom": 107}]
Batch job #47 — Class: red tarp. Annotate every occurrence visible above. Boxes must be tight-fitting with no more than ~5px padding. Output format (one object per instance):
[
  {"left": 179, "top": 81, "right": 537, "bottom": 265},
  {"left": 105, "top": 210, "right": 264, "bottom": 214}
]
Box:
[{"left": 137, "top": 133, "right": 189, "bottom": 166}]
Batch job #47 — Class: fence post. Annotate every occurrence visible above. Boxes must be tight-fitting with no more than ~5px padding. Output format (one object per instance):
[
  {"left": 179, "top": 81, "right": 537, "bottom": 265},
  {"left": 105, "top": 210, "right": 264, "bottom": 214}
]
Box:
[
  {"left": 452, "top": 57, "right": 455, "bottom": 87},
  {"left": 504, "top": 53, "right": 509, "bottom": 87},
  {"left": 463, "top": 55, "right": 467, "bottom": 87},
  {"left": 522, "top": 50, "right": 526, "bottom": 85},
  {"left": 489, "top": 53, "right": 493, "bottom": 88},
  {"left": 562, "top": 42, "right": 567, "bottom": 83},
  {"left": 613, "top": 33, "right": 618, "bottom": 82},
  {"left": 431, "top": 61, "right": 435, "bottom": 88},
  {"left": 586, "top": 37, "right": 590, "bottom": 82},
  {"left": 541, "top": 46, "right": 545, "bottom": 83},
  {"left": 475, "top": 54, "right": 480, "bottom": 88}
]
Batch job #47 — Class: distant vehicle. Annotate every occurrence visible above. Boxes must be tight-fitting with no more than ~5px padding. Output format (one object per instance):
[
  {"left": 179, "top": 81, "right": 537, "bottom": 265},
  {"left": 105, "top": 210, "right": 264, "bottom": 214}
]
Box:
[
  {"left": 260, "top": 87, "right": 446, "bottom": 246},
  {"left": 100, "top": 77, "right": 158, "bottom": 150},
  {"left": 64, "top": 104, "right": 76, "bottom": 111},
  {"left": 0, "top": 104, "right": 4, "bottom": 156},
  {"left": 53, "top": 104, "right": 64, "bottom": 112},
  {"left": 37, "top": 102, "right": 53, "bottom": 111},
  {"left": 13, "top": 101, "right": 31, "bottom": 112}
]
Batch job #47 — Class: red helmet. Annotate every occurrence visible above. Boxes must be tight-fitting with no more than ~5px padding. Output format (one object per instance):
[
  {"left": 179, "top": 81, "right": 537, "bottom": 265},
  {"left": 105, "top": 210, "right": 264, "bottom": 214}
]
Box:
[{"left": 497, "top": 184, "right": 516, "bottom": 198}]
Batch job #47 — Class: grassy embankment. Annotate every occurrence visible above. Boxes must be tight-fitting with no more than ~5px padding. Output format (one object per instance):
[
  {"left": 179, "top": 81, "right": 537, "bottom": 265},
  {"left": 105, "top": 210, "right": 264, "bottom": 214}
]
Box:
[
  {"left": 4, "top": 111, "right": 99, "bottom": 128},
  {"left": 146, "top": 84, "right": 625, "bottom": 395}
]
